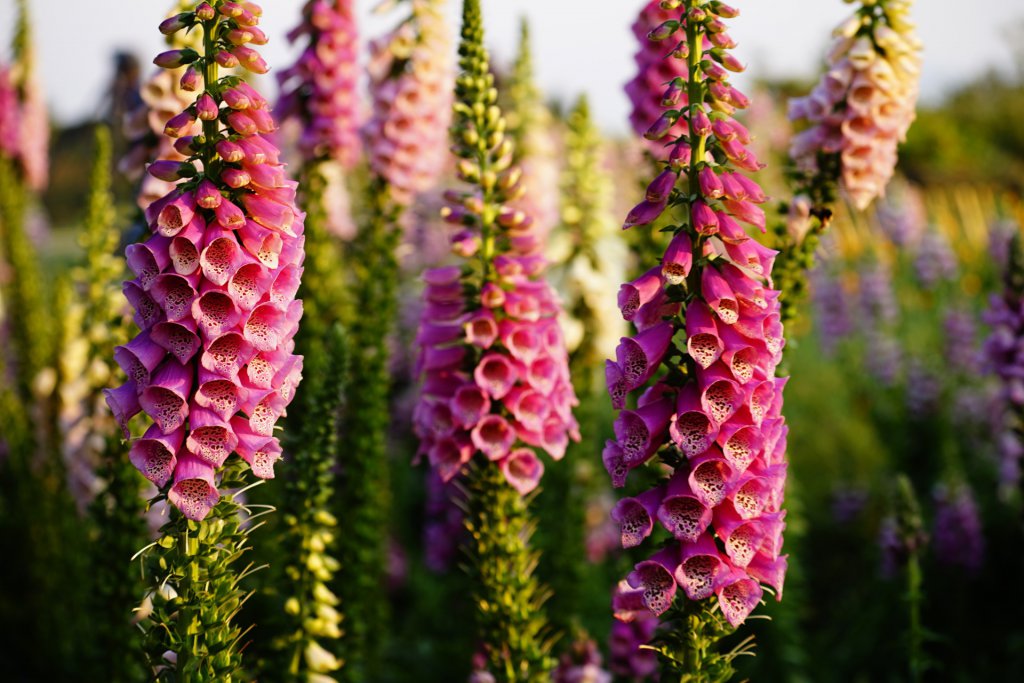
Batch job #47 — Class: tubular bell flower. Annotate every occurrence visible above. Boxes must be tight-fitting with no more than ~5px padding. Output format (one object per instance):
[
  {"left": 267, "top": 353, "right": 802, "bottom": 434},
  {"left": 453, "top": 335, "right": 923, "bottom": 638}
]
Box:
[
  {"left": 788, "top": 0, "right": 922, "bottom": 210},
  {"left": 278, "top": 0, "right": 361, "bottom": 169},
  {"left": 108, "top": 0, "right": 304, "bottom": 522},
  {"left": 625, "top": 0, "right": 690, "bottom": 159},
  {"left": 365, "top": 0, "right": 454, "bottom": 205},
  {"left": 605, "top": 1, "right": 788, "bottom": 665}
]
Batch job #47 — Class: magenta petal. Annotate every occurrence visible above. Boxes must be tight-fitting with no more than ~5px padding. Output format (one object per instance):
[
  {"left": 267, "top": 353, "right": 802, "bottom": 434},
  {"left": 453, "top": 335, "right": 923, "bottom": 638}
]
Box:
[
  {"left": 715, "top": 568, "right": 763, "bottom": 627},
  {"left": 138, "top": 361, "right": 192, "bottom": 434},
  {"left": 104, "top": 382, "right": 142, "bottom": 438},
  {"left": 626, "top": 546, "right": 679, "bottom": 616},
  {"left": 471, "top": 414, "right": 516, "bottom": 461},
  {"left": 675, "top": 533, "right": 726, "bottom": 600},
  {"left": 168, "top": 453, "right": 220, "bottom": 521},
  {"left": 611, "top": 486, "right": 663, "bottom": 548},
  {"left": 129, "top": 423, "right": 183, "bottom": 487},
  {"left": 500, "top": 448, "right": 544, "bottom": 495},
  {"left": 616, "top": 321, "right": 674, "bottom": 392},
  {"left": 474, "top": 353, "right": 518, "bottom": 400},
  {"left": 151, "top": 320, "right": 202, "bottom": 364},
  {"left": 114, "top": 331, "right": 168, "bottom": 388},
  {"left": 613, "top": 397, "right": 675, "bottom": 465},
  {"left": 658, "top": 470, "right": 713, "bottom": 542}
]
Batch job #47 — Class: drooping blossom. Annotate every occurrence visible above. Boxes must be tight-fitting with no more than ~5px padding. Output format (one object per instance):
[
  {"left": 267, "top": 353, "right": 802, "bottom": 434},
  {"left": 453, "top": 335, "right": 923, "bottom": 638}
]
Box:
[
  {"left": 278, "top": 0, "right": 360, "bottom": 168},
  {"left": 625, "top": 0, "right": 690, "bottom": 160},
  {"left": 789, "top": 0, "right": 922, "bottom": 210},
  {"left": 609, "top": 581, "right": 658, "bottom": 680},
  {"left": 107, "top": 0, "right": 305, "bottom": 521},
  {"left": 932, "top": 481, "right": 984, "bottom": 575},
  {"left": 606, "top": 4, "right": 788, "bottom": 631},
  {"left": 365, "top": 0, "right": 454, "bottom": 204}
]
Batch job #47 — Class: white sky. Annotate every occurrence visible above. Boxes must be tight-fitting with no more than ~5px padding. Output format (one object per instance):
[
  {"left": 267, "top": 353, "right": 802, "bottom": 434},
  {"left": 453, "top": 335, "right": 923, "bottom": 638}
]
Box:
[{"left": 1, "top": 0, "right": 1021, "bottom": 131}]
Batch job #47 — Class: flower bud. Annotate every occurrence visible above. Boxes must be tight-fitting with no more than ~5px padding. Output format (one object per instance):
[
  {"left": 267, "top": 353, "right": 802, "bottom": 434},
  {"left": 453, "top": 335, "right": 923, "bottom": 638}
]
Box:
[
  {"left": 215, "top": 140, "right": 245, "bottom": 163},
  {"left": 196, "top": 180, "right": 222, "bottom": 209},
  {"left": 698, "top": 166, "right": 724, "bottom": 199},
  {"left": 196, "top": 2, "right": 215, "bottom": 20},
  {"left": 221, "top": 168, "right": 251, "bottom": 189},
  {"left": 153, "top": 48, "right": 198, "bottom": 69},
  {"left": 179, "top": 67, "right": 200, "bottom": 92},
  {"left": 646, "top": 169, "right": 678, "bottom": 203},
  {"left": 163, "top": 110, "right": 196, "bottom": 138},
  {"left": 215, "top": 51, "right": 240, "bottom": 69},
  {"left": 147, "top": 160, "right": 186, "bottom": 182},
  {"left": 173, "top": 136, "right": 197, "bottom": 156},
  {"left": 623, "top": 199, "right": 667, "bottom": 230},
  {"left": 645, "top": 111, "right": 678, "bottom": 141},
  {"left": 662, "top": 79, "right": 685, "bottom": 107},
  {"left": 711, "top": 2, "right": 740, "bottom": 18},
  {"left": 196, "top": 94, "right": 219, "bottom": 121},
  {"left": 690, "top": 108, "right": 712, "bottom": 136},
  {"left": 648, "top": 21, "right": 679, "bottom": 42},
  {"left": 158, "top": 13, "right": 190, "bottom": 36}
]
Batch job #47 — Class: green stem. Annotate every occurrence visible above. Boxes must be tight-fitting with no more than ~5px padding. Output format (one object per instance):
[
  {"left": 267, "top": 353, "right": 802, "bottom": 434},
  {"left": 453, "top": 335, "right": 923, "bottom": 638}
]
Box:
[
  {"left": 466, "top": 464, "right": 555, "bottom": 682},
  {"left": 906, "top": 551, "right": 924, "bottom": 683}
]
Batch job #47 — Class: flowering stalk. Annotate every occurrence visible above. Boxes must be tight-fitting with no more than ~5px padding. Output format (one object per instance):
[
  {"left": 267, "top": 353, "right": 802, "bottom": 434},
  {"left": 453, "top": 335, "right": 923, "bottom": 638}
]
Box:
[
  {"left": 775, "top": 0, "right": 922, "bottom": 330},
  {"left": 58, "top": 126, "right": 148, "bottom": 679},
  {"left": 878, "top": 474, "right": 929, "bottom": 682},
  {"left": 0, "top": 0, "right": 51, "bottom": 403},
  {"left": 540, "top": 95, "right": 625, "bottom": 637},
  {"left": 606, "top": 1, "right": 788, "bottom": 678},
  {"left": 332, "top": 3, "right": 452, "bottom": 679},
  {"left": 272, "top": 4, "right": 359, "bottom": 679},
  {"left": 413, "top": 0, "right": 579, "bottom": 678},
  {"left": 115, "top": 3, "right": 305, "bottom": 678},
  {"left": 504, "top": 20, "right": 560, "bottom": 251}
]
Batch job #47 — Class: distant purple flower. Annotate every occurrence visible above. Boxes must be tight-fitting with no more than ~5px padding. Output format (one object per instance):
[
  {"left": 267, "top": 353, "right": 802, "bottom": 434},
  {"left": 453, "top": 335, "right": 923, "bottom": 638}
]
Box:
[
  {"left": 865, "top": 330, "right": 903, "bottom": 387},
  {"left": 913, "top": 231, "right": 957, "bottom": 289},
  {"left": 983, "top": 245, "right": 1024, "bottom": 494},
  {"left": 831, "top": 485, "right": 868, "bottom": 525},
  {"left": 932, "top": 482, "right": 984, "bottom": 576},
  {"left": 875, "top": 189, "right": 926, "bottom": 248},
  {"left": 810, "top": 265, "right": 853, "bottom": 356},
  {"left": 944, "top": 307, "right": 981, "bottom": 375},
  {"left": 609, "top": 582, "right": 658, "bottom": 680},
  {"left": 423, "top": 471, "right": 465, "bottom": 573},
  {"left": 859, "top": 261, "right": 898, "bottom": 326},
  {"left": 906, "top": 359, "right": 941, "bottom": 418},
  {"left": 552, "top": 638, "right": 612, "bottom": 683},
  {"left": 988, "top": 220, "right": 1018, "bottom": 271}
]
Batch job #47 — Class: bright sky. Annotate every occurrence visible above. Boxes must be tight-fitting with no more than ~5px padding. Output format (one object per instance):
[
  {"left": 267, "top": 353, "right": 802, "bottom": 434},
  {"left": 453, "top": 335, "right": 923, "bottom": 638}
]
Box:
[{"left": 1, "top": 0, "right": 1021, "bottom": 131}]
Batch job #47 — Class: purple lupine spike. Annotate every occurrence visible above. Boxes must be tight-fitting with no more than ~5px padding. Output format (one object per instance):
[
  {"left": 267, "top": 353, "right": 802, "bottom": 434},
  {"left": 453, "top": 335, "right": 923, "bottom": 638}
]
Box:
[
  {"left": 931, "top": 482, "right": 984, "bottom": 576},
  {"left": 277, "top": 0, "right": 361, "bottom": 168},
  {"left": 108, "top": 4, "right": 304, "bottom": 521},
  {"left": 365, "top": 0, "right": 454, "bottom": 205},
  {"left": 913, "top": 230, "right": 958, "bottom": 290},
  {"left": 809, "top": 263, "right": 853, "bottom": 357},
  {"left": 605, "top": 2, "right": 789, "bottom": 632}
]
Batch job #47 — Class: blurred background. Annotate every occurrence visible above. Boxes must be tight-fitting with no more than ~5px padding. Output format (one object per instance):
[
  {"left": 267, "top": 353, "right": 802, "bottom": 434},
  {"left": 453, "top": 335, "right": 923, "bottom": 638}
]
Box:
[{"left": 1, "top": 1, "right": 1024, "bottom": 681}]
